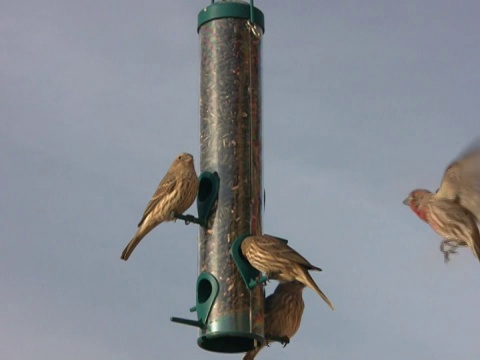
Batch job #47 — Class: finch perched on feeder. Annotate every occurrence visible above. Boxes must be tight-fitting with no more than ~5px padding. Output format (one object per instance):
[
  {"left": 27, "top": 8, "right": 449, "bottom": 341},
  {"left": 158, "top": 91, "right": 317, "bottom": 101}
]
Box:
[
  {"left": 243, "top": 281, "right": 306, "bottom": 360},
  {"left": 241, "top": 234, "right": 334, "bottom": 310},
  {"left": 121, "top": 153, "right": 198, "bottom": 261},
  {"left": 403, "top": 140, "right": 480, "bottom": 262}
]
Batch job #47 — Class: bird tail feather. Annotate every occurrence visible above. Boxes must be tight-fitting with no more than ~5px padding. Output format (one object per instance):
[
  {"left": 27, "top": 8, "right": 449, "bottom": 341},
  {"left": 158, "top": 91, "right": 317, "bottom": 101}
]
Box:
[
  {"left": 121, "top": 225, "right": 151, "bottom": 261},
  {"left": 300, "top": 270, "right": 335, "bottom": 311}
]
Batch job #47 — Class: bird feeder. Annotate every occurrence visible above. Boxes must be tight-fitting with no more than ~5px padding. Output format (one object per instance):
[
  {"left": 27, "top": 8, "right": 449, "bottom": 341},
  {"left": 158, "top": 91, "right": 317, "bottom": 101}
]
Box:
[{"left": 171, "top": 0, "right": 265, "bottom": 353}]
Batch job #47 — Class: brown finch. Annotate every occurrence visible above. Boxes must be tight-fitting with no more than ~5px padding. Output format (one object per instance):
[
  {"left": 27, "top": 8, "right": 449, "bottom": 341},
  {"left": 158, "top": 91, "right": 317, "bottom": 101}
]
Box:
[
  {"left": 121, "top": 153, "right": 198, "bottom": 261},
  {"left": 403, "top": 141, "right": 480, "bottom": 262},
  {"left": 241, "top": 234, "right": 334, "bottom": 310},
  {"left": 243, "top": 281, "right": 306, "bottom": 360}
]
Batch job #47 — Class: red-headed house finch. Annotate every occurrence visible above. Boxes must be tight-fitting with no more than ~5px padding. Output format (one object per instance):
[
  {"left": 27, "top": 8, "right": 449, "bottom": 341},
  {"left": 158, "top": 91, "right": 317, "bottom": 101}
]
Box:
[
  {"left": 121, "top": 153, "right": 198, "bottom": 261},
  {"left": 243, "top": 281, "right": 306, "bottom": 360},
  {"left": 241, "top": 235, "right": 334, "bottom": 310},
  {"left": 403, "top": 140, "right": 480, "bottom": 262}
]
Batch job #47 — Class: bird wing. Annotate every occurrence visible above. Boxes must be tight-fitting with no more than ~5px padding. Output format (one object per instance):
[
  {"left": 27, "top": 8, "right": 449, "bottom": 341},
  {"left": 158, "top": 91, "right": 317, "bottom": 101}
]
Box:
[
  {"left": 437, "top": 138, "right": 480, "bottom": 221},
  {"left": 258, "top": 235, "right": 322, "bottom": 271},
  {"left": 137, "top": 175, "right": 177, "bottom": 227}
]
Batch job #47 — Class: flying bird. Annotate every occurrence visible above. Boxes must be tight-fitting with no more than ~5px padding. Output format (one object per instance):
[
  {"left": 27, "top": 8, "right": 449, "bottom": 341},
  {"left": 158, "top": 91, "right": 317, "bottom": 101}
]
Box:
[
  {"left": 121, "top": 153, "right": 198, "bottom": 261},
  {"left": 403, "top": 140, "right": 480, "bottom": 262},
  {"left": 243, "top": 281, "right": 306, "bottom": 360},
  {"left": 241, "top": 234, "right": 334, "bottom": 310}
]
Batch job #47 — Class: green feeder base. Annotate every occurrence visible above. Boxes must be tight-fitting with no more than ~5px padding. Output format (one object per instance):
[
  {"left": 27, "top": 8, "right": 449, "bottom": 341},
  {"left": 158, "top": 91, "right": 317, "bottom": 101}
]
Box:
[{"left": 198, "top": 331, "right": 264, "bottom": 353}]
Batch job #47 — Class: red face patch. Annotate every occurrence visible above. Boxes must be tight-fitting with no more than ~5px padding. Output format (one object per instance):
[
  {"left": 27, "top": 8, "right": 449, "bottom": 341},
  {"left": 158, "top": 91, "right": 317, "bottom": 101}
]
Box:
[{"left": 410, "top": 201, "right": 429, "bottom": 223}]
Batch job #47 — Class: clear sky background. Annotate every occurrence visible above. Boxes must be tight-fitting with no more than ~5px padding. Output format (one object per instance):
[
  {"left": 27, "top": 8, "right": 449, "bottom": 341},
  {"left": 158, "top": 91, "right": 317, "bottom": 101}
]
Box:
[{"left": 2, "top": 1, "right": 480, "bottom": 359}]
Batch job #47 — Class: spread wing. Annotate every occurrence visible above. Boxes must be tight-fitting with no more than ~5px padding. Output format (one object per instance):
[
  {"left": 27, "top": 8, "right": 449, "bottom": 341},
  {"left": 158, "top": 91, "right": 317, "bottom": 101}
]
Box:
[{"left": 437, "top": 138, "right": 480, "bottom": 221}]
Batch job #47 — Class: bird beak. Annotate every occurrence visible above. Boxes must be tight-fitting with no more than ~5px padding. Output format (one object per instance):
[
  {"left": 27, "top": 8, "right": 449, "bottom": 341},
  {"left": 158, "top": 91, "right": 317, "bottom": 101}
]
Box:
[{"left": 402, "top": 197, "right": 410, "bottom": 206}]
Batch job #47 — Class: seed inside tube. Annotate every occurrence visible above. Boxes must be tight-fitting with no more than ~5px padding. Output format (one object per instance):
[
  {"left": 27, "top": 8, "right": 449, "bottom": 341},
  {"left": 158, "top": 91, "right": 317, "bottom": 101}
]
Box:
[{"left": 198, "top": 16, "right": 264, "bottom": 340}]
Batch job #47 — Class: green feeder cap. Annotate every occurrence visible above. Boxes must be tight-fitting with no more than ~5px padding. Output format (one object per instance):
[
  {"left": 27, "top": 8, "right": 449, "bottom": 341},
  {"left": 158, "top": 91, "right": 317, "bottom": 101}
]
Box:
[{"left": 198, "top": 1, "right": 265, "bottom": 33}]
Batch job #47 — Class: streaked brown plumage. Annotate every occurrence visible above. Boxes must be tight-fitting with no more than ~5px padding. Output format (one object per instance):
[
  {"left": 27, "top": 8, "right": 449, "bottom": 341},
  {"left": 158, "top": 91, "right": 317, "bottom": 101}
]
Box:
[
  {"left": 404, "top": 190, "right": 480, "bottom": 262},
  {"left": 121, "top": 153, "right": 198, "bottom": 261},
  {"left": 404, "top": 140, "right": 480, "bottom": 262},
  {"left": 241, "top": 235, "right": 334, "bottom": 310},
  {"left": 243, "top": 281, "right": 306, "bottom": 360}
]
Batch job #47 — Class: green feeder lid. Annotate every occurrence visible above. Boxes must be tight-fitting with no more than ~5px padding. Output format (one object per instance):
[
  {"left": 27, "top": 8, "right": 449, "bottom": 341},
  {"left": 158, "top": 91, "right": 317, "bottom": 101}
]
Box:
[{"left": 198, "top": 1, "right": 265, "bottom": 33}]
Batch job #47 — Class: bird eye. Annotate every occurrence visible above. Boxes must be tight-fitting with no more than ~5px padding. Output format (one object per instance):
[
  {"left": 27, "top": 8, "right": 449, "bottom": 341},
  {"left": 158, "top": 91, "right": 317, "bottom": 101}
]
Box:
[{"left": 178, "top": 155, "right": 183, "bottom": 160}]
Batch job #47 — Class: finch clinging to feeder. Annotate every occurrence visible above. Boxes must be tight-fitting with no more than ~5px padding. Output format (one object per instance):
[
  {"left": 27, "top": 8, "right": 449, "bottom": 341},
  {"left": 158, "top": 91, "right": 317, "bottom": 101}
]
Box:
[
  {"left": 243, "top": 281, "right": 306, "bottom": 360},
  {"left": 121, "top": 153, "right": 198, "bottom": 261},
  {"left": 241, "top": 234, "right": 334, "bottom": 310}
]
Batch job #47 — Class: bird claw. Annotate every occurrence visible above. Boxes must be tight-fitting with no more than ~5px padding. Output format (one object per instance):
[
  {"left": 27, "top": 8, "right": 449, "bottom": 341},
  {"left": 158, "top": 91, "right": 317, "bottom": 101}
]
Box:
[
  {"left": 267, "top": 336, "right": 290, "bottom": 347},
  {"left": 440, "top": 239, "right": 461, "bottom": 263},
  {"left": 172, "top": 212, "right": 204, "bottom": 226},
  {"left": 279, "top": 337, "right": 290, "bottom": 347}
]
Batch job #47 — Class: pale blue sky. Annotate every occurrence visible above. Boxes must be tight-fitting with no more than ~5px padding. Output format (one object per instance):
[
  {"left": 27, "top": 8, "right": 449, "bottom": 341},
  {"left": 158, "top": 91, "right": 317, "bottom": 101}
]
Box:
[{"left": 2, "top": 1, "right": 480, "bottom": 359}]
